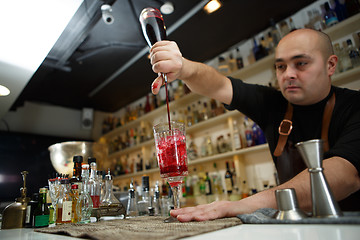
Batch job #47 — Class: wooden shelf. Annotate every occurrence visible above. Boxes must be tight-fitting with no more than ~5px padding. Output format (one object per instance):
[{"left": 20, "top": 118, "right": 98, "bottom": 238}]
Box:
[{"left": 113, "top": 143, "right": 269, "bottom": 180}]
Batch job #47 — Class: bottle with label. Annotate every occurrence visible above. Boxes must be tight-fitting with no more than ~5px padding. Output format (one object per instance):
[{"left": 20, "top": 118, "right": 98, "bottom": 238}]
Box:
[
  {"left": 137, "top": 176, "right": 151, "bottom": 216},
  {"left": 204, "top": 172, "right": 212, "bottom": 196},
  {"left": 33, "top": 188, "right": 50, "bottom": 228},
  {"left": 225, "top": 162, "right": 234, "bottom": 194},
  {"left": 88, "top": 157, "right": 101, "bottom": 209},
  {"left": 56, "top": 179, "right": 72, "bottom": 224},
  {"left": 126, "top": 179, "right": 138, "bottom": 218},
  {"left": 78, "top": 164, "right": 93, "bottom": 224},
  {"left": 71, "top": 184, "right": 80, "bottom": 223},
  {"left": 70, "top": 155, "right": 83, "bottom": 191},
  {"left": 323, "top": 2, "right": 339, "bottom": 27},
  {"left": 212, "top": 163, "right": 223, "bottom": 195},
  {"left": 244, "top": 117, "right": 254, "bottom": 147},
  {"left": 25, "top": 193, "right": 39, "bottom": 228}
]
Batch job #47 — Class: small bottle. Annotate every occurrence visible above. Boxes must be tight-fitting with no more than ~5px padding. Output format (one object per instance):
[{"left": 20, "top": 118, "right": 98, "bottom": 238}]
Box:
[
  {"left": 152, "top": 181, "right": 162, "bottom": 216},
  {"left": 218, "top": 56, "right": 230, "bottom": 75},
  {"left": 101, "top": 169, "right": 122, "bottom": 207},
  {"left": 228, "top": 54, "right": 237, "bottom": 73},
  {"left": 244, "top": 117, "right": 254, "bottom": 147},
  {"left": 269, "top": 18, "right": 280, "bottom": 47},
  {"left": 225, "top": 162, "right": 233, "bottom": 194},
  {"left": 235, "top": 47, "right": 244, "bottom": 70},
  {"left": 233, "top": 120, "right": 242, "bottom": 150},
  {"left": 137, "top": 176, "right": 151, "bottom": 216},
  {"left": 25, "top": 193, "right": 39, "bottom": 228},
  {"left": 340, "top": 41, "right": 353, "bottom": 71},
  {"left": 71, "top": 184, "right": 80, "bottom": 223},
  {"left": 56, "top": 178, "right": 72, "bottom": 224},
  {"left": 126, "top": 179, "right": 138, "bottom": 218},
  {"left": 323, "top": 2, "right": 339, "bottom": 27},
  {"left": 205, "top": 172, "right": 212, "bottom": 196},
  {"left": 346, "top": 39, "right": 360, "bottom": 68},
  {"left": 33, "top": 188, "right": 50, "bottom": 228},
  {"left": 88, "top": 157, "right": 101, "bottom": 209},
  {"left": 70, "top": 155, "right": 83, "bottom": 191},
  {"left": 78, "top": 164, "right": 93, "bottom": 224}
]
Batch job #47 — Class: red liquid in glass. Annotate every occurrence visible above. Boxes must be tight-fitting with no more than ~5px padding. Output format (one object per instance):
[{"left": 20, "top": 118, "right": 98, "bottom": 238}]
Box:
[
  {"left": 91, "top": 195, "right": 100, "bottom": 208},
  {"left": 156, "top": 132, "right": 188, "bottom": 179}
]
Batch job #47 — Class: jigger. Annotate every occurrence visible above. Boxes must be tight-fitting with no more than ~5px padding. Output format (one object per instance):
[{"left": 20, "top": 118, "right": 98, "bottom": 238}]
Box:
[{"left": 295, "top": 139, "right": 343, "bottom": 218}]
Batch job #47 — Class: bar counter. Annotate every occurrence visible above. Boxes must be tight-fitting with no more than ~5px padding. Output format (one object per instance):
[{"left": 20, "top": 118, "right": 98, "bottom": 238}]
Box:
[{"left": 1, "top": 222, "right": 359, "bottom": 240}]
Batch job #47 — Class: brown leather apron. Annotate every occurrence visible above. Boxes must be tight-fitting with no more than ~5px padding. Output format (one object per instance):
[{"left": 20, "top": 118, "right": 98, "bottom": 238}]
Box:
[{"left": 274, "top": 93, "right": 336, "bottom": 184}]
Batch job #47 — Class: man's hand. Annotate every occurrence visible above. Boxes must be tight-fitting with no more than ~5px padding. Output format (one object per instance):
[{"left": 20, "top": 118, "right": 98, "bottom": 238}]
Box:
[{"left": 150, "top": 41, "right": 183, "bottom": 94}]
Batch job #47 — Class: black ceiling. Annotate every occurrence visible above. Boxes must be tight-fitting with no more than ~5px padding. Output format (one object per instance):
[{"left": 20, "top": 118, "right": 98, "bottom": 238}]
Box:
[{"left": 11, "top": 0, "right": 315, "bottom": 113}]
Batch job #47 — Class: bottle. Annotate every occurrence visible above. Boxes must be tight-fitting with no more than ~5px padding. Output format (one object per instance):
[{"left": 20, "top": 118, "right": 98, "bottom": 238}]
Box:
[
  {"left": 101, "top": 169, "right": 122, "bottom": 207},
  {"left": 228, "top": 54, "right": 237, "bottom": 73},
  {"left": 212, "top": 163, "right": 223, "bottom": 195},
  {"left": 56, "top": 178, "right": 72, "bottom": 224},
  {"left": 78, "top": 164, "right": 93, "bottom": 224},
  {"left": 206, "top": 135, "right": 215, "bottom": 156},
  {"left": 334, "top": 0, "right": 348, "bottom": 21},
  {"left": 144, "top": 94, "right": 151, "bottom": 113},
  {"left": 225, "top": 162, "right": 233, "bottom": 194},
  {"left": 233, "top": 120, "right": 242, "bottom": 150},
  {"left": 71, "top": 184, "right": 80, "bottom": 223},
  {"left": 218, "top": 56, "right": 230, "bottom": 75},
  {"left": 323, "top": 2, "right": 339, "bottom": 27},
  {"left": 334, "top": 43, "right": 344, "bottom": 73},
  {"left": 88, "top": 157, "right": 101, "bottom": 209},
  {"left": 235, "top": 47, "right": 244, "bottom": 70},
  {"left": 70, "top": 155, "right": 83, "bottom": 190},
  {"left": 186, "top": 106, "right": 193, "bottom": 127},
  {"left": 152, "top": 181, "right": 162, "bottom": 216},
  {"left": 340, "top": 41, "right": 353, "bottom": 71},
  {"left": 126, "top": 179, "right": 138, "bottom": 218},
  {"left": 244, "top": 117, "right": 254, "bottom": 147},
  {"left": 33, "top": 188, "right": 50, "bottom": 228},
  {"left": 204, "top": 172, "right": 213, "bottom": 196},
  {"left": 137, "top": 176, "right": 151, "bottom": 216},
  {"left": 25, "top": 193, "right": 39, "bottom": 228},
  {"left": 346, "top": 39, "right": 360, "bottom": 68},
  {"left": 269, "top": 18, "right": 280, "bottom": 47}
]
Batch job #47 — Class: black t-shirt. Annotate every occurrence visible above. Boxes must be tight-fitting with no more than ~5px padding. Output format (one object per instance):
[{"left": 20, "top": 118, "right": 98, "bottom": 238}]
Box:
[{"left": 226, "top": 77, "right": 360, "bottom": 211}]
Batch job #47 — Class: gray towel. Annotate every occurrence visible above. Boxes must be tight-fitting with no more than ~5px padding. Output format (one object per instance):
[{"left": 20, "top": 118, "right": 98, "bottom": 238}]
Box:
[{"left": 237, "top": 208, "right": 360, "bottom": 224}]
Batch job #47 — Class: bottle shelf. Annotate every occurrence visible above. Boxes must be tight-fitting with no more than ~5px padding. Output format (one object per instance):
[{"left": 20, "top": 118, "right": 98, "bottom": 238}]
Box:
[
  {"left": 332, "top": 66, "right": 360, "bottom": 86},
  {"left": 113, "top": 143, "right": 269, "bottom": 180}
]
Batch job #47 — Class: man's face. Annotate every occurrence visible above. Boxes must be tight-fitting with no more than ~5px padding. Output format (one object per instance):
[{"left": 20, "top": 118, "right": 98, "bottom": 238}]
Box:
[{"left": 275, "top": 31, "right": 332, "bottom": 105}]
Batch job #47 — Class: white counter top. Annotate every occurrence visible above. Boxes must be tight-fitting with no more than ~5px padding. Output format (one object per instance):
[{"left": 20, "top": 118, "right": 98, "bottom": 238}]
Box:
[{"left": 1, "top": 224, "right": 360, "bottom": 240}]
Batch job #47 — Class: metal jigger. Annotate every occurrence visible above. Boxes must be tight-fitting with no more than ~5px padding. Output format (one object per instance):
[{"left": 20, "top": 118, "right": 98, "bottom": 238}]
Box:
[{"left": 295, "top": 139, "right": 343, "bottom": 218}]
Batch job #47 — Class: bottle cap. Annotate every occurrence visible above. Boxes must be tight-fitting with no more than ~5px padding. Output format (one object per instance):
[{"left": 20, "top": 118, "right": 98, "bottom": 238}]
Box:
[
  {"left": 73, "top": 155, "right": 83, "bottom": 163},
  {"left": 88, "top": 157, "right": 97, "bottom": 164}
]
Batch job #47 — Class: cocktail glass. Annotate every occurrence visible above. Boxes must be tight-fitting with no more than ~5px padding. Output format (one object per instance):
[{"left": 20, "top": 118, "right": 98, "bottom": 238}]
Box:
[{"left": 153, "top": 121, "right": 188, "bottom": 222}]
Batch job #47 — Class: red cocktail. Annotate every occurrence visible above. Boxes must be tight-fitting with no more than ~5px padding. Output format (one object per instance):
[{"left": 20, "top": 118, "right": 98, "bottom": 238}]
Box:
[{"left": 153, "top": 121, "right": 188, "bottom": 222}]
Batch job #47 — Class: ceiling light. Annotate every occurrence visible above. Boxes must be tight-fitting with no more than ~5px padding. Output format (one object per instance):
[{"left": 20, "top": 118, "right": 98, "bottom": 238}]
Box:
[
  {"left": 0, "top": 84, "right": 10, "bottom": 96},
  {"left": 160, "top": 2, "right": 174, "bottom": 15},
  {"left": 204, "top": 0, "right": 222, "bottom": 14}
]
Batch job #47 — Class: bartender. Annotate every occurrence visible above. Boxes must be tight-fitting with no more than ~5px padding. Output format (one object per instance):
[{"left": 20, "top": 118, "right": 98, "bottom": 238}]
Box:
[{"left": 149, "top": 29, "right": 360, "bottom": 222}]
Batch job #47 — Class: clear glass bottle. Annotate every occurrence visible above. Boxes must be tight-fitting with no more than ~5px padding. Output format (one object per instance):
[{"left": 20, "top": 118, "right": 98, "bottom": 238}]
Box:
[
  {"left": 340, "top": 41, "right": 353, "bottom": 71},
  {"left": 233, "top": 120, "right": 242, "bottom": 150},
  {"left": 137, "top": 176, "right": 151, "bottom": 216},
  {"left": 126, "top": 179, "right": 138, "bottom": 218},
  {"left": 101, "top": 169, "right": 121, "bottom": 207},
  {"left": 56, "top": 179, "right": 72, "bottom": 224},
  {"left": 347, "top": 39, "right": 360, "bottom": 68},
  {"left": 78, "top": 164, "right": 93, "bottom": 224},
  {"left": 88, "top": 157, "right": 101, "bottom": 209},
  {"left": 71, "top": 184, "right": 80, "bottom": 223},
  {"left": 152, "top": 181, "right": 161, "bottom": 216}
]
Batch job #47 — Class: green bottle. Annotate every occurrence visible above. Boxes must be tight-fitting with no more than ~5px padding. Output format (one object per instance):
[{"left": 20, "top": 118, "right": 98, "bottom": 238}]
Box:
[{"left": 33, "top": 188, "right": 50, "bottom": 228}]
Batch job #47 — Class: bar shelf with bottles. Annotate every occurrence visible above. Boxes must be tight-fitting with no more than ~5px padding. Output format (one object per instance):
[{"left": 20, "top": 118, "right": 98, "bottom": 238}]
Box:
[{"left": 228, "top": 13, "right": 360, "bottom": 81}]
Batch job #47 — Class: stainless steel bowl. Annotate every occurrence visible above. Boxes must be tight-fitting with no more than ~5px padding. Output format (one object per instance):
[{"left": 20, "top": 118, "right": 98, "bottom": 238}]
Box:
[{"left": 48, "top": 141, "right": 107, "bottom": 176}]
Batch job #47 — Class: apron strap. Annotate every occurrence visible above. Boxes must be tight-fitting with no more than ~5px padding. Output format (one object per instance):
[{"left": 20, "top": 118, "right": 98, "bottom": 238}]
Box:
[{"left": 273, "top": 92, "right": 335, "bottom": 157}]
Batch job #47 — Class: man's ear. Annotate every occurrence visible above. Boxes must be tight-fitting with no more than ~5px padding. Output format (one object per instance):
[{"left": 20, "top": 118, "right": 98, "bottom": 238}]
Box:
[{"left": 327, "top": 55, "right": 338, "bottom": 77}]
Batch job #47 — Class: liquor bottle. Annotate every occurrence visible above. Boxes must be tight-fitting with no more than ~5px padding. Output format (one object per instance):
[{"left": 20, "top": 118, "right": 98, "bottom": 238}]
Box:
[
  {"left": 33, "top": 188, "right": 50, "bottom": 228},
  {"left": 186, "top": 106, "right": 193, "bottom": 127},
  {"left": 25, "top": 193, "right": 38, "bottom": 228},
  {"left": 334, "top": 0, "right": 348, "bottom": 21},
  {"left": 235, "top": 47, "right": 244, "bottom": 70},
  {"left": 269, "top": 18, "right": 280, "bottom": 47},
  {"left": 71, "top": 184, "right": 80, "bottom": 223},
  {"left": 346, "top": 39, "right": 360, "bottom": 68},
  {"left": 101, "top": 169, "right": 121, "bottom": 207},
  {"left": 244, "top": 117, "right": 254, "bottom": 147},
  {"left": 88, "top": 157, "right": 101, "bottom": 209},
  {"left": 78, "top": 164, "right": 93, "bottom": 224},
  {"left": 153, "top": 181, "right": 161, "bottom": 216},
  {"left": 126, "top": 179, "right": 138, "bottom": 218},
  {"left": 144, "top": 94, "right": 151, "bottom": 113},
  {"left": 228, "top": 54, "right": 237, "bottom": 73},
  {"left": 204, "top": 172, "right": 213, "bottom": 196},
  {"left": 212, "top": 163, "right": 223, "bottom": 195},
  {"left": 341, "top": 41, "right": 353, "bottom": 71},
  {"left": 191, "top": 168, "right": 200, "bottom": 197},
  {"left": 225, "top": 162, "right": 233, "bottom": 194},
  {"left": 218, "top": 56, "right": 230, "bottom": 75},
  {"left": 323, "top": 2, "right": 339, "bottom": 27},
  {"left": 233, "top": 120, "right": 242, "bottom": 150},
  {"left": 334, "top": 43, "right": 344, "bottom": 73},
  {"left": 206, "top": 135, "right": 215, "bottom": 156},
  {"left": 56, "top": 178, "right": 72, "bottom": 224},
  {"left": 137, "top": 176, "right": 151, "bottom": 216},
  {"left": 70, "top": 155, "right": 83, "bottom": 190}
]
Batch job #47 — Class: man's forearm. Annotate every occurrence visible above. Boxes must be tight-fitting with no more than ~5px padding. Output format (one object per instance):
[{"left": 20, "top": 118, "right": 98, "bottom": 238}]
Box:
[{"left": 180, "top": 58, "right": 233, "bottom": 105}]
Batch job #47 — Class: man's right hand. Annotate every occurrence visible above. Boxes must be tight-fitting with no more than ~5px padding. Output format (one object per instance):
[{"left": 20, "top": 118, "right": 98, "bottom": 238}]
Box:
[{"left": 149, "top": 41, "right": 184, "bottom": 95}]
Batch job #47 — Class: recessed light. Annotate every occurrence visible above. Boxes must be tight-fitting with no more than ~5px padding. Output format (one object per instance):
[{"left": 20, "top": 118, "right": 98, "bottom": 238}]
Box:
[
  {"left": 204, "top": 0, "right": 222, "bottom": 14},
  {"left": 0, "top": 85, "right": 10, "bottom": 96}
]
